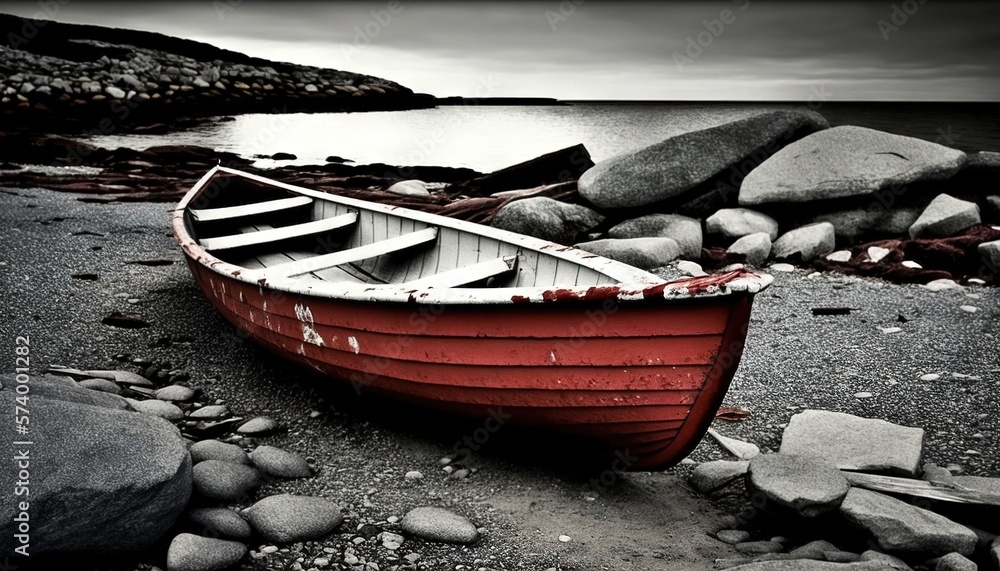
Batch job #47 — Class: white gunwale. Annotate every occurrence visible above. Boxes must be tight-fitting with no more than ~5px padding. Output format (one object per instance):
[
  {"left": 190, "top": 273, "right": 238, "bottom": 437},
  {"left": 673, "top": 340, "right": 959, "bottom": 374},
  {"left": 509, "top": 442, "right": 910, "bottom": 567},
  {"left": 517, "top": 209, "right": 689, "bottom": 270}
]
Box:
[{"left": 173, "top": 166, "right": 773, "bottom": 305}]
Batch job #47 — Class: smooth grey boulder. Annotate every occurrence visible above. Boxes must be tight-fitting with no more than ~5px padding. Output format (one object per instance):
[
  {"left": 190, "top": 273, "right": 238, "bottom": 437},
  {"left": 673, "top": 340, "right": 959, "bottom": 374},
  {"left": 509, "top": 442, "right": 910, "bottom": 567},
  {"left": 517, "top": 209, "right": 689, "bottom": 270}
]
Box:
[
  {"left": 608, "top": 214, "right": 703, "bottom": 259},
  {"left": 0, "top": 389, "right": 191, "bottom": 555},
  {"left": 787, "top": 539, "right": 839, "bottom": 560},
  {"left": 189, "top": 439, "right": 250, "bottom": 465},
  {"left": 727, "top": 233, "right": 772, "bottom": 266},
  {"left": 166, "top": 533, "right": 247, "bottom": 571},
  {"left": 400, "top": 506, "right": 479, "bottom": 544},
  {"left": 242, "top": 494, "right": 343, "bottom": 543},
  {"left": 492, "top": 197, "right": 604, "bottom": 245},
  {"left": 740, "top": 126, "right": 966, "bottom": 205},
  {"left": 779, "top": 410, "right": 924, "bottom": 477},
  {"left": 747, "top": 454, "right": 849, "bottom": 517},
  {"left": 191, "top": 460, "right": 260, "bottom": 501},
  {"left": 249, "top": 445, "right": 312, "bottom": 478},
  {"left": 689, "top": 460, "right": 750, "bottom": 493},
  {"left": 808, "top": 207, "right": 923, "bottom": 241},
  {"left": 706, "top": 208, "right": 779, "bottom": 241},
  {"left": 574, "top": 237, "right": 681, "bottom": 270},
  {"left": 187, "top": 507, "right": 252, "bottom": 540},
  {"left": 931, "top": 552, "right": 977, "bottom": 571},
  {"left": 386, "top": 179, "right": 430, "bottom": 196},
  {"left": 979, "top": 239, "right": 1000, "bottom": 269},
  {"left": 236, "top": 416, "right": 279, "bottom": 435},
  {"left": 578, "top": 110, "right": 829, "bottom": 209},
  {"left": 840, "top": 488, "right": 977, "bottom": 556},
  {"left": 909, "top": 194, "right": 981, "bottom": 238},
  {"left": 771, "top": 223, "right": 835, "bottom": 262}
]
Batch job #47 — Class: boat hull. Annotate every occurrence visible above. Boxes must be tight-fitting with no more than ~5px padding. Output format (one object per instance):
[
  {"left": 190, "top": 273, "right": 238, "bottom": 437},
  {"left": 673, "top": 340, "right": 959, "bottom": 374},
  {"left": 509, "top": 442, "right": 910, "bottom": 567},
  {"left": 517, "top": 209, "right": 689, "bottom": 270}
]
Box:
[{"left": 185, "top": 256, "right": 754, "bottom": 470}]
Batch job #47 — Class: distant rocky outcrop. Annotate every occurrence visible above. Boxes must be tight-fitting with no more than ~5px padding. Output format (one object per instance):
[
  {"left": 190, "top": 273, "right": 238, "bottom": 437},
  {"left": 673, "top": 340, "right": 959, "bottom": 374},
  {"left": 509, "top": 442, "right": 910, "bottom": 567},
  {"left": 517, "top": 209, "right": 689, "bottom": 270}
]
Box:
[{"left": 0, "top": 13, "right": 433, "bottom": 128}]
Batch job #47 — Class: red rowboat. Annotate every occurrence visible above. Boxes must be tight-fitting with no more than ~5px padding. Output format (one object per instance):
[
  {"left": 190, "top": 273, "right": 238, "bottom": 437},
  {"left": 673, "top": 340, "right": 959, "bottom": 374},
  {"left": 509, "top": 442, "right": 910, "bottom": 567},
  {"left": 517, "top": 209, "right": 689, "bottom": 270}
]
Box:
[{"left": 173, "top": 166, "right": 771, "bottom": 470}]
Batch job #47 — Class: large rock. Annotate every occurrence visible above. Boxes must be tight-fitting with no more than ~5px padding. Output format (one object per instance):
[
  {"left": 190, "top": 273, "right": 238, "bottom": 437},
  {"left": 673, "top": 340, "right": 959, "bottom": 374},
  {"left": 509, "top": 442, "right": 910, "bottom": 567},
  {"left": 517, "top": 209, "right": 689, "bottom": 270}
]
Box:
[
  {"left": 607, "top": 214, "right": 702, "bottom": 258},
  {"left": 840, "top": 488, "right": 977, "bottom": 557},
  {"left": 706, "top": 208, "right": 779, "bottom": 241},
  {"left": 578, "top": 110, "right": 829, "bottom": 209},
  {"left": 739, "top": 126, "right": 966, "bottom": 205},
  {"left": 386, "top": 180, "right": 430, "bottom": 196},
  {"left": 166, "top": 533, "right": 247, "bottom": 571},
  {"left": 780, "top": 410, "right": 924, "bottom": 476},
  {"left": 808, "top": 207, "right": 923, "bottom": 241},
  {"left": 980, "top": 239, "right": 1000, "bottom": 270},
  {"left": 492, "top": 197, "right": 604, "bottom": 245},
  {"left": 242, "top": 494, "right": 343, "bottom": 543},
  {"left": 931, "top": 553, "right": 976, "bottom": 571},
  {"left": 908, "top": 194, "right": 981, "bottom": 238},
  {"left": 455, "top": 144, "right": 594, "bottom": 194},
  {"left": 573, "top": 237, "right": 681, "bottom": 270},
  {"left": 689, "top": 460, "right": 750, "bottom": 493},
  {"left": 771, "top": 223, "right": 835, "bottom": 262},
  {"left": 400, "top": 507, "right": 479, "bottom": 544},
  {"left": 727, "top": 233, "right": 772, "bottom": 266},
  {"left": 747, "top": 454, "right": 849, "bottom": 517},
  {"left": 0, "top": 386, "right": 191, "bottom": 556}
]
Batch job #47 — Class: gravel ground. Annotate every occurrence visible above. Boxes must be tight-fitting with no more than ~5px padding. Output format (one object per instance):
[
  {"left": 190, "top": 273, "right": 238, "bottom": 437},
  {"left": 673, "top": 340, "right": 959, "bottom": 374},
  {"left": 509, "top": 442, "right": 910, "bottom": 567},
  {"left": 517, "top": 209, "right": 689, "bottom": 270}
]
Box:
[{"left": 1, "top": 185, "right": 997, "bottom": 571}]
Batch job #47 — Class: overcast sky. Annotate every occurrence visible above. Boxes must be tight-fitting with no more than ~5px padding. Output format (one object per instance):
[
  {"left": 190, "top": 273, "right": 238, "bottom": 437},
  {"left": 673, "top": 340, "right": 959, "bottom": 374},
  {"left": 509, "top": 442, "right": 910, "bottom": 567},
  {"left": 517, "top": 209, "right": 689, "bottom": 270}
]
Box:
[{"left": 4, "top": 1, "right": 999, "bottom": 101}]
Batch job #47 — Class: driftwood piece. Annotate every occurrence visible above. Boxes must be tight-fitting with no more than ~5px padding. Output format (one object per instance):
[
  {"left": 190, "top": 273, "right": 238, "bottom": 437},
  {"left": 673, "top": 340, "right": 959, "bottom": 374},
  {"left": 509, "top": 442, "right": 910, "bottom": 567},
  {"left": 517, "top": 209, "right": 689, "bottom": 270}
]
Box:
[{"left": 844, "top": 471, "right": 1000, "bottom": 507}]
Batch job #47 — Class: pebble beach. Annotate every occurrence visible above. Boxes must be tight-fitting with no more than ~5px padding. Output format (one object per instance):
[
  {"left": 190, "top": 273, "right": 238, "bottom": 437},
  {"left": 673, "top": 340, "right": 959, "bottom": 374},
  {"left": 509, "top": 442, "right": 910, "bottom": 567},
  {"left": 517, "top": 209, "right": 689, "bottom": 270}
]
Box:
[{"left": 2, "top": 185, "right": 997, "bottom": 570}]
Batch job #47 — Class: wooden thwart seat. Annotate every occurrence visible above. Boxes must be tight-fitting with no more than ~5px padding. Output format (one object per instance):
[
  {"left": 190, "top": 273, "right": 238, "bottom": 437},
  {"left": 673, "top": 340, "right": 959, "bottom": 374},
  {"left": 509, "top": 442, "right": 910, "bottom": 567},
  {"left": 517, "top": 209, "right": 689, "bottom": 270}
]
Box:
[
  {"left": 191, "top": 196, "right": 313, "bottom": 222},
  {"left": 199, "top": 212, "right": 358, "bottom": 251},
  {"left": 259, "top": 227, "right": 439, "bottom": 279},
  {"left": 404, "top": 256, "right": 518, "bottom": 289}
]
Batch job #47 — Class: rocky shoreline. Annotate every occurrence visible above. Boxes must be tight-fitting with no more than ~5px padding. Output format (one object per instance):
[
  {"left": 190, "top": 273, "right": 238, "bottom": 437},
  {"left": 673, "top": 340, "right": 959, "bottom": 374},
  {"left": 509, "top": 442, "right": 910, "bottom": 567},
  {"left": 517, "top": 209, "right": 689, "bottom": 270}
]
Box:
[{"left": 0, "top": 14, "right": 435, "bottom": 131}]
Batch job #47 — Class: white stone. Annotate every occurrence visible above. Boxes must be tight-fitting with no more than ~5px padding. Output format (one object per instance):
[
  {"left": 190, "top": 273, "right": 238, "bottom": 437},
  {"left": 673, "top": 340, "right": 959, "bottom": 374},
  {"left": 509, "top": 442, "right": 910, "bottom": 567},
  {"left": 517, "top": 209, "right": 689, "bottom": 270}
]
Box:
[
  {"left": 959, "top": 305, "right": 977, "bottom": 313},
  {"left": 902, "top": 260, "right": 922, "bottom": 269},
  {"left": 923, "top": 279, "right": 961, "bottom": 292},
  {"left": 866, "top": 246, "right": 890, "bottom": 263},
  {"left": 769, "top": 263, "right": 795, "bottom": 272},
  {"left": 825, "top": 250, "right": 852, "bottom": 262}
]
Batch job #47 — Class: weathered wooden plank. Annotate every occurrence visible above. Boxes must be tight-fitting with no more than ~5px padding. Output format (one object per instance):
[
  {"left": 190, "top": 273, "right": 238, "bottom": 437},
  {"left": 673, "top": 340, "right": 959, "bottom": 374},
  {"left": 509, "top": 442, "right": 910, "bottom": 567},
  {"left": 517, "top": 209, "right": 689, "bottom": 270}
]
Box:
[
  {"left": 404, "top": 256, "right": 518, "bottom": 289},
  {"left": 191, "top": 196, "right": 313, "bottom": 222},
  {"left": 844, "top": 472, "right": 1000, "bottom": 506},
  {"left": 200, "top": 212, "right": 358, "bottom": 251},
  {"left": 258, "top": 228, "right": 439, "bottom": 279}
]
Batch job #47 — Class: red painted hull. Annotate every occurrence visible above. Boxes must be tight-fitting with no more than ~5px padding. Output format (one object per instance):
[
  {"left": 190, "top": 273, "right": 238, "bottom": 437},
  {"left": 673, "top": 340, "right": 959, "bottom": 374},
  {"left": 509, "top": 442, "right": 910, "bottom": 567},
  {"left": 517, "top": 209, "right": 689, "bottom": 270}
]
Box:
[{"left": 185, "top": 257, "right": 755, "bottom": 470}]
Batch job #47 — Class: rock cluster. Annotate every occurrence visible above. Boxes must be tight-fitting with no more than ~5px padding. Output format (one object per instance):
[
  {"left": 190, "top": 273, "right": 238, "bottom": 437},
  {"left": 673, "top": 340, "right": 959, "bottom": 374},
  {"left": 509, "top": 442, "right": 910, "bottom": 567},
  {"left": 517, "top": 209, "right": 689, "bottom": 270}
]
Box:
[
  {"left": 0, "top": 364, "right": 481, "bottom": 569},
  {"left": 690, "top": 409, "right": 1000, "bottom": 570},
  {"left": 484, "top": 112, "right": 999, "bottom": 282},
  {"left": 0, "top": 13, "right": 431, "bottom": 128}
]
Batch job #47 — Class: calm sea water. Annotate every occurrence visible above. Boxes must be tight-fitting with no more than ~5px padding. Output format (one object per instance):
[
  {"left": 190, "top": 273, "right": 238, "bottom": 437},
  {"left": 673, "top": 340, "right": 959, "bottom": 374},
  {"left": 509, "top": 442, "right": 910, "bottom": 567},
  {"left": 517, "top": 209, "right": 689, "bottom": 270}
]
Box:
[{"left": 86, "top": 102, "right": 1000, "bottom": 173}]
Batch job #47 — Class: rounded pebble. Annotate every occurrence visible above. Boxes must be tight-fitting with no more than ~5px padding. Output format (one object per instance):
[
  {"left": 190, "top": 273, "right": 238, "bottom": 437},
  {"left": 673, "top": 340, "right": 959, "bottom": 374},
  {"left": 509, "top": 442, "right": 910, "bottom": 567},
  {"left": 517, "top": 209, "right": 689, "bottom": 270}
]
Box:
[
  {"left": 131, "top": 399, "right": 184, "bottom": 420},
  {"left": 188, "top": 508, "right": 253, "bottom": 540},
  {"left": 79, "top": 378, "right": 122, "bottom": 394},
  {"left": 192, "top": 460, "right": 261, "bottom": 501},
  {"left": 189, "top": 404, "right": 229, "bottom": 419},
  {"left": 243, "top": 494, "right": 343, "bottom": 543},
  {"left": 155, "top": 384, "right": 196, "bottom": 401},
  {"left": 250, "top": 445, "right": 312, "bottom": 478},
  {"left": 166, "top": 533, "right": 247, "bottom": 571},
  {"left": 400, "top": 507, "right": 478, "bottom": 544},
  {"left": 237, "top": 416, "right": 279, "bottom": 435},
  {"left": 190, "top": 439, "right": 250, "bottom": 465}
]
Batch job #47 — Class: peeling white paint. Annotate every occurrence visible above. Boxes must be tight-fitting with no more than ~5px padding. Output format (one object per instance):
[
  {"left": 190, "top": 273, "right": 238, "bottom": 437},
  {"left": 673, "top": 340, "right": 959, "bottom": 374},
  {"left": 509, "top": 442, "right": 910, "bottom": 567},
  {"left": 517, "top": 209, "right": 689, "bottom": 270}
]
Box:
[
  {"left": 347, "top": 336, "right": 360, "bottom": 355},
  {"left": 239, "top": 291, "right": 245, "bottom": 302},
  {"left": 297, "top": 343, "right": 306, "bottom": 355},
  {"left": 550, "top": 350, "right": 557, "bottom": 363},
  {"left": 294, "top": 303, "right": 325, "bottom": 346}
]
